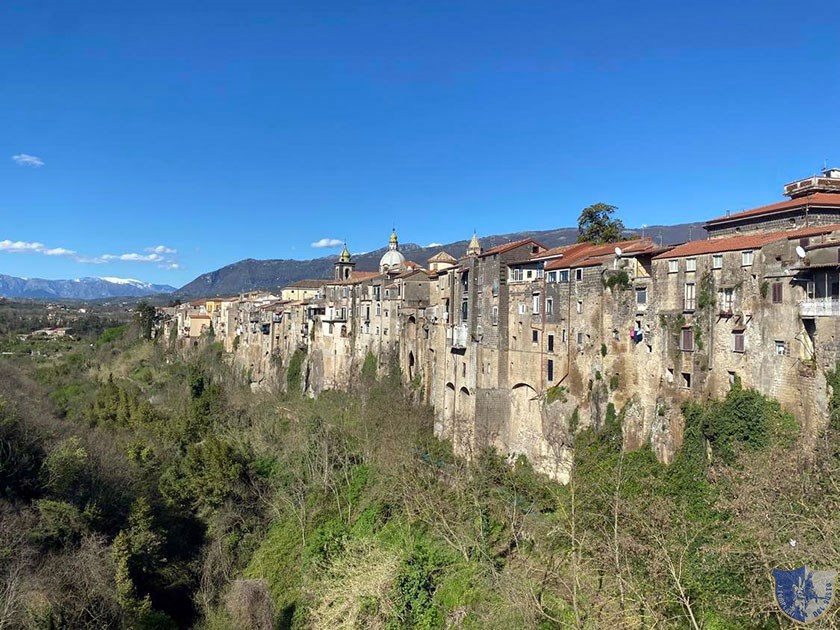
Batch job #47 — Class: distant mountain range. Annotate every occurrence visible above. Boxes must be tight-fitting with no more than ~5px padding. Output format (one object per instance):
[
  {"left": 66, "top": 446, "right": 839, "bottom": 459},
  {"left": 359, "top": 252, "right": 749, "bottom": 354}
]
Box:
[
  {"left": 175, "top": 222, "right": 703, "bottom": 298},
  {"left": 0, "top": 275, "right": 177, "bottom": 300}
]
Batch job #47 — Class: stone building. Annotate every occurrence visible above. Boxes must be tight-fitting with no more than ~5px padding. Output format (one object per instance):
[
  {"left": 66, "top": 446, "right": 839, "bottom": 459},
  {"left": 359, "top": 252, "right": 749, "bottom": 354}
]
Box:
[{"left": 166, "top": 169, "right": 840, "bottom": 482}]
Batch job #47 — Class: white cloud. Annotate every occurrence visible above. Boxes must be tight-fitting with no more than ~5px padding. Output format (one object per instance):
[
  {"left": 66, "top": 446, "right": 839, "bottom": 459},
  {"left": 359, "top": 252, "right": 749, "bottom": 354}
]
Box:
[
  {"left": 0, "top": 239, "right": 45, "bottom": 252},
  {"left": 43, "top": 247, "right": 77, "bottom": 257},
  {"left": 11, "top": 154, "right": 44, "bottom": 168},
  {"left": 0, "top": 237, "right": 181, "bottom": 268},
  {"left": 145, "top": 244, "right": 177, "bottom": 254},
  {"left": 101, "top": 252, "right": 164, "bottom": 262},
  {"left": 311, "top": 238, "right": 343, "bottom": 249}
]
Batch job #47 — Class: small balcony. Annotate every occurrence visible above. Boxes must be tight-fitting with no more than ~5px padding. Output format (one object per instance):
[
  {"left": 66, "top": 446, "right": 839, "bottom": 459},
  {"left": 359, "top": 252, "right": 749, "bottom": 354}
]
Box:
[
  {"left": 800, "top": 297, "right": 840, "bottom": 317},
  {"left": 452, "top": 323, "right": 469, "bottom": 348}
]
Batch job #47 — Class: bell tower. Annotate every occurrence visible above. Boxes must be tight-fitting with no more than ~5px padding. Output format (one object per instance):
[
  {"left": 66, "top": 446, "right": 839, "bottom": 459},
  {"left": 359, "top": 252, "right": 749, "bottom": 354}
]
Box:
[
  {"left": 334, "top": 243, "right": 355, "bottom": 281},
  {"left": 466, "top": 232, "right": 482, "bottom": 257}
]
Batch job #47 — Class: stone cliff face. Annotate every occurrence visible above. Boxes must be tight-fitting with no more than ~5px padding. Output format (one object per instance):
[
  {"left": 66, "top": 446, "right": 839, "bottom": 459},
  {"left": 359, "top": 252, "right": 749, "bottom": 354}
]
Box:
[{"left": 169, "top": 224, "right": 840, "bottom": 484}]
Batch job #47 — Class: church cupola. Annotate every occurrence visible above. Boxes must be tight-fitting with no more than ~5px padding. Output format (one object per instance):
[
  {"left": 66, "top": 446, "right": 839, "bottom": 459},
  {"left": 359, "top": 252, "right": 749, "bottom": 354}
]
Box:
[
  {"left": 466, "top": 232, "right": 482, "bottom": 257},
  {"left": 379, "top": 228, "right": 406, "bottom": 273},
  {"left": 334, "top": 243, "right": 356, "bottom": 281}
]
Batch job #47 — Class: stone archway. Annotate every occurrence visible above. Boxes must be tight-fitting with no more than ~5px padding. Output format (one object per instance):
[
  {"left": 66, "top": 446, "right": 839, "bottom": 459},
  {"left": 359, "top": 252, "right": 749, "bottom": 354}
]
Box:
[{"left": 444, "top": 382, "right": 456, "bottom": 423}]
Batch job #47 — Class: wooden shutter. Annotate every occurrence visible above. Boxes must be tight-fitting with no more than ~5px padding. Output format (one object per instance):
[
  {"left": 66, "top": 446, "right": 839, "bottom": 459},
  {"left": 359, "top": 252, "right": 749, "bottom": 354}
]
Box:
[{"left": 681, "top": 327, "right": 694, "bottom": 351}]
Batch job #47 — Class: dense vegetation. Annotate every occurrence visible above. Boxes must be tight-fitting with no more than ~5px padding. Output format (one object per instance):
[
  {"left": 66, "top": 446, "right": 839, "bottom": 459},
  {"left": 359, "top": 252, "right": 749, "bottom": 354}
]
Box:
[{"left": 1, "top": 308, "right": 839, "bottom": 628}]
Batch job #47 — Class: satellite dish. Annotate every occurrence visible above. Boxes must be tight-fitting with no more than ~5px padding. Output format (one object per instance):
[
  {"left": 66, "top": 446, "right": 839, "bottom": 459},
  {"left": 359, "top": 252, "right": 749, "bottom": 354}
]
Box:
[
  {"left": 614, "top": 247, "right": 623, "bottom": 257},
  {"left": 796, "top": 245, "right": 807, "bottom": 259}
]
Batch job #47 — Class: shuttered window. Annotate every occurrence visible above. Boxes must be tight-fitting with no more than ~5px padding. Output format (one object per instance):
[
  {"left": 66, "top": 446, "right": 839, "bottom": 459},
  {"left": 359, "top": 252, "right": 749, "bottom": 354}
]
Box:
[{"left": 681, "top": 327, "right": 694, "bottom": 351}]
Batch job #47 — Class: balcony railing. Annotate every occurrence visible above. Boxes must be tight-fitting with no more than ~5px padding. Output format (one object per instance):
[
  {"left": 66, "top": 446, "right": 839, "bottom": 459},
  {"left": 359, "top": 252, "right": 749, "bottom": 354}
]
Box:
[{"left": 800, "top": 297, "right": 840, "bottom": 317}]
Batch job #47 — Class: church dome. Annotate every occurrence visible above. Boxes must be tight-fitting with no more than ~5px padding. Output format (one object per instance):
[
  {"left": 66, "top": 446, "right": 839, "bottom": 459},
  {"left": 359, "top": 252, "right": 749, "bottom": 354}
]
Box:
[
  {"left": 379, "top": 229, "right": 406, "bottom": 273},
  {"left": 379, "top": 249, "right": 406, "bottom": 272}
]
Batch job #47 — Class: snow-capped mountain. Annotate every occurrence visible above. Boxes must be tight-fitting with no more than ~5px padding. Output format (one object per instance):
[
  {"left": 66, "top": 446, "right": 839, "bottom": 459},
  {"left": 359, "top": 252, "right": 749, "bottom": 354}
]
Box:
[{"left": 0, "top": 274, "right": 176, "bottom": 299}]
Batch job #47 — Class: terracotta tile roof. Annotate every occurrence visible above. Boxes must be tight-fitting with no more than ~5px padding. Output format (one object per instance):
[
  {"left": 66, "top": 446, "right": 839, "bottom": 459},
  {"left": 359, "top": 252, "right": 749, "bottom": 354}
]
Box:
[
  {"left": 705, "top": 192, "right": 840, "bottom": 226},
  {"left": 480, "top": 237, "right": 547, "bottom": 258},
  {"left": 351, "top": 271, "right": 380, "bottom": 280},
  {"left": 427, "top": 251, "right": 457, "bottom": 263},
  {"left": 544, "top": 239, "right": 656, "bottom": 270},
  {"left": 653, "top": 224, "right": 840, "bottom": 259},
  {"left": 331, "top": 271, "right": 383, "bottom": 286},
  {"left": 285, "top": 279, "right": 325, "bottom": 289},
  {"left": 531, "top": 243, "right": 581, "bottom": 261}
]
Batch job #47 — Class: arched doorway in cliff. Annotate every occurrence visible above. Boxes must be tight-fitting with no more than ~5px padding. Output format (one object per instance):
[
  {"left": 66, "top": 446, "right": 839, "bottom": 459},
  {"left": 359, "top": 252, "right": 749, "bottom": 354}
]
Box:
[
  {"left": 408, "top": 351, "right": 415, "bottom": 380},
  {"left": 444, "top": 382, "right": 456, "bottom": 422},
  {"left": 458, "top": 387, "right": 471, "bottom": 417},
  {"left": 407, "top": 315, "right": 417, "bottom": 340}
]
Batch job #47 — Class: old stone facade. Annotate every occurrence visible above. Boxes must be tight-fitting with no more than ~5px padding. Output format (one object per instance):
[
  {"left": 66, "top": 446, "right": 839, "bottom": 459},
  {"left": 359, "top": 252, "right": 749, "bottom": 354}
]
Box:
[{"left": 168, "top": 172, "right": 840, "bottom": 482}]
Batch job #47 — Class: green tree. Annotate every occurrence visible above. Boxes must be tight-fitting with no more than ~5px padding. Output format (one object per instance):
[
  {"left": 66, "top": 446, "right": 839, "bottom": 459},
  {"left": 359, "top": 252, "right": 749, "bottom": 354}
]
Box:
[
  {"left": 577, "top": 202, "right": 625, "bottom": 244},
  {"left": 136, "top": 302, "right": 157, "bottom": 341}
]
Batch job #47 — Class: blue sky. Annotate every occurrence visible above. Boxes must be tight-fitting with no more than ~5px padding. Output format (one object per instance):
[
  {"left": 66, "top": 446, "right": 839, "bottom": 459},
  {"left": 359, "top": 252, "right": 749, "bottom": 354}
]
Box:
[{"left": 2, "top": 1, "right": 839, "bottom": 286}]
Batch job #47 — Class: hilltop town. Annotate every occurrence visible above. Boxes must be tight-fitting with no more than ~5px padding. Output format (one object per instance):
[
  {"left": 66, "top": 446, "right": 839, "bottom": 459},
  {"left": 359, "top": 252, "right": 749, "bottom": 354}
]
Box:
[{"left": 167, "top": 168, "right": 840, "bottom": 482}]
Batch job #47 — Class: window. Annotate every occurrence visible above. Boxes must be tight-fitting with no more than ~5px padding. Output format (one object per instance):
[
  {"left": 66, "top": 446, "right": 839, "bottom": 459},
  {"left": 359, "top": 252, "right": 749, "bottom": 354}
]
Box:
[
  {"left": 720, "top": 288, "right": 734, "bottom": 313},
  {"left": 559, "top": 270, "right": 569, "bottom": 283},
  {"left": 373, "top": 286, "right": 381, "bottom": 300},
  {"left": 712, "top": 254, "right": 723, "bottom": 269},
  {"left": 681, "top": 372, "right": 692, "bottom": 389},
  {"left": 518, "top": 303, "right": 527, "bottom": 315},
  {"left": 547, "top": 359, "right": 554, "bottom": 382},
  {"left": 548, "top": 334, "right": 554, "bottom": 352},
  {"left": 636, "top": 287, "right": 647, "bottom": 305},
  {"left": 686, "top": 258, "right": 697, "bottom": 272},
  {"left": 526, "top": 269, "right": 533, "bottom": 280},
  {"left": 546, "top": 298, "right": 554, "bottom": 315},
  {"left": 775, "top": 340, "right": 787, "bottom": 356},
  {"left": 681, "top": 327, "right": 694, "bottom": 351},
  {"left": 492, "top": 305, "right": 499, "bottom": 325},
  {"left": 512, "top": 268, "right": 523, "bottom": 282},
  {"left": 576, "top": 332, "right": 584, "bottom": 345},
  {"left": 684, "top": 283, "right": 696, "bottom": 311},
  {"left": 733, "top": 330, "right": 745, "bottom": 353},
  {"left": 375, "top": 302, "right": 381, "bottom": 316},
  {"left": 575, "top": 268, "right": 583, "bottom": 281},
  {"left": 772, "top": 282, "right": 783, "bottom": 304},
  {"left": 728, "top": 371, "right": 737, "bottom": 385},
  {"left": 741, "top": 250, "right": 754, "bottom": 266},
  {"left": 668, "top": 259, "right": 679, "bottom": 273},
  {"left": 562, "top": 328, "right": 567, "bottom": 343},
  {"left": 532, "top": 330, "right": 539, "bottom": 344},
  {"left": 576, "top": 300, "right": 583, "bottom": 314},
  {"left": 461, "top": 301, "right": 468, "bottom": 321},
  {"left": 547, "top": 271, "right": 557, "bottom": 283},
  {"left": 532, "top": 293, "right": 540, "bottom": 314}
]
